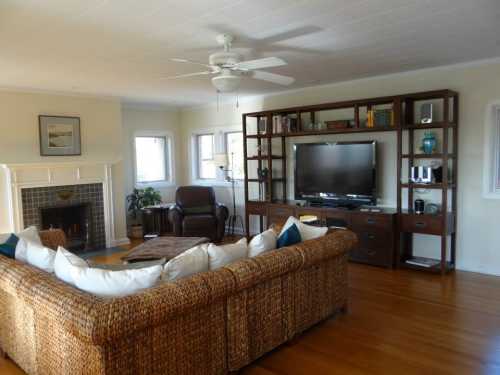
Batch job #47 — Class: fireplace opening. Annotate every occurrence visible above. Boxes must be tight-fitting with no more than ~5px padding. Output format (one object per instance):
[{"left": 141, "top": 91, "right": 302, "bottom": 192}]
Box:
[{"left": 41, "top": 204, "right": 92, "bottom": 252}]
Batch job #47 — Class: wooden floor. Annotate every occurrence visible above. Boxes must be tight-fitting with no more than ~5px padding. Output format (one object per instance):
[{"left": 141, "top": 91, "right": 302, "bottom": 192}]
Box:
[{"left": 2, "top": 246, "right": 500, "bottom": 374}]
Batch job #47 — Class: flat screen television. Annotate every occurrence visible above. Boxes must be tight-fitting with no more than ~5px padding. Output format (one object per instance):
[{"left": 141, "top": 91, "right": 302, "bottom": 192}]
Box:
[{"left": 294, "top": 141, "right": 377, "bottom": 206}]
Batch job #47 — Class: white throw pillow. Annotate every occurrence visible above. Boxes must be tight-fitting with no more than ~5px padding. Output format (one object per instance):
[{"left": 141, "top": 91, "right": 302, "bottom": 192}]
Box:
[
  {"left": 54, "top": 246, "right": 88, "bottom": 285},
  {"left": 70, "top": 264, "right": 163, "bottom": 298},
  {"left": 163, "top": 244, "right": 209, "bottom": 281},
  {"left": 207, "top": 238, "right": 248, "bottom": 270},
  {"left": 280, "top": 216, "right": 328, "bottom": 241},
  {"left": 26, "top": 240, "right": 56, "bottom": 273},
  {"left": 248, "top": 229, "right": 277, "bottom": 257},
  {"left": 0, "top": 226, "right": 43, "bottom": 263}
]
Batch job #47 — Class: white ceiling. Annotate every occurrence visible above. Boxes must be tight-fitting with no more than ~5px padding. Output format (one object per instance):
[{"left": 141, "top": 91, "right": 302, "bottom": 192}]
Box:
[{"left": 1, "top": 0, "right": 500, "bottom": 107}]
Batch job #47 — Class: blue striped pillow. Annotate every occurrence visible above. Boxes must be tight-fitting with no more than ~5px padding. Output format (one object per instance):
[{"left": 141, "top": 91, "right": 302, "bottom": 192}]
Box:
[{"left": 0, "top": 233, "right": 19, "bottom": 259}]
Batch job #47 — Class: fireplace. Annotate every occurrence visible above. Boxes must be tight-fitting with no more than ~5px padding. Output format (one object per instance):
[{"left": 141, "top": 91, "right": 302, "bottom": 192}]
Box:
[
  {"left": 41, "top": 204, "right": 91, "bottom": 251},
  {"left": 21, "top": 183, "right": 106, "bottom": 251}
]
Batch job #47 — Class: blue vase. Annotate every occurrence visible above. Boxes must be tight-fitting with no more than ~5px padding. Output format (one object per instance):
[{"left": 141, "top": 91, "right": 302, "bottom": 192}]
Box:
[{"left": 421, "top": 132, "right": 437, "bottom": 154}]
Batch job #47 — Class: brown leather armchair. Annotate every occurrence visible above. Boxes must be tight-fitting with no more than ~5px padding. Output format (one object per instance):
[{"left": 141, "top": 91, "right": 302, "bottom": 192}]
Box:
[{"left": 168, "top": 186, "right": 229, "bottom": 242}]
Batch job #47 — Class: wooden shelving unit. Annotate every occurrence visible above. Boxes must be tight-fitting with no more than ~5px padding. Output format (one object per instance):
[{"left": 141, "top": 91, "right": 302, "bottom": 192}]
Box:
[
  {"left": 397, "top": 90, "right": 459, "bottom": 274},
  {"left": 242, "top": 89, "right": 459, "bottom": 274}
]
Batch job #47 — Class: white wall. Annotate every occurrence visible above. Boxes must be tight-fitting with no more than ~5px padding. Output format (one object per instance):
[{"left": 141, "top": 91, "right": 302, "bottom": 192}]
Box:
[
  {"left": 180, "top": 59, "right": 500, "bottom": 275},
  {"left": 0, "top": 90, "right": 127, "bottom": 241},
  {"left": 121, "top": 105, "right": 181, "bottom": 205}
]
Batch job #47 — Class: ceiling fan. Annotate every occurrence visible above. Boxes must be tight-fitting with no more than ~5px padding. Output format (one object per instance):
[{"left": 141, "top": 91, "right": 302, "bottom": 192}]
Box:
[{"left": 164, "top": 34, "right": 295, "bottom": 93}]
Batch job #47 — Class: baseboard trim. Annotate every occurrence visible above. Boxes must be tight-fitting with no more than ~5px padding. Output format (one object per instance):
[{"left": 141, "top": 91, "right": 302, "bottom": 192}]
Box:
[
  {"left": 455, "top": 264, "right": 500, "bottom": 277},
  {"left": 111, "top": 237, "right": 131, "bottom": 247}
]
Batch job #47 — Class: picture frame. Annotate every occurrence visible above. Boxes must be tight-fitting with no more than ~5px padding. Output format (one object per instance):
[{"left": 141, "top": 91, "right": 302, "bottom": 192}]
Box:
[{"left": 39, "top": 115, "right": 81, "bottom": 156}]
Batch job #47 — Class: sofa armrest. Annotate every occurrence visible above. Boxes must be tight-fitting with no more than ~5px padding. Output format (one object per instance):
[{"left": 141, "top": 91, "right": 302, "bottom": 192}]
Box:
[
  {"left": 295, "top": 229, "right": 358, "bottom": 267},
  {"left": 39, "top": 229, "right": 67, "bottom": 250}
]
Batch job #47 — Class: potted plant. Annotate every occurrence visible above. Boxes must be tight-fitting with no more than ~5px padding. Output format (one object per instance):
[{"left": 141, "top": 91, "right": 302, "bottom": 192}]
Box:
[{"left": 126, "top": 187, "right": 162, "bottom": 238}]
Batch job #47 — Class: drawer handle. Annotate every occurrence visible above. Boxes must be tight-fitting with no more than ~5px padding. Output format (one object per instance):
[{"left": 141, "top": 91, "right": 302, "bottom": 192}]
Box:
[
  {"left": 415, "top": 222, "right": 426, "bottom": 228},
  {"left": 367, "top": 250, "right": 376, "bottom": 256},
  {"left": 366, "top": 218, "right": 376, "bottom": 224},
  {"left": 367, "top": 234, "right": 376, "bottom": 240}
]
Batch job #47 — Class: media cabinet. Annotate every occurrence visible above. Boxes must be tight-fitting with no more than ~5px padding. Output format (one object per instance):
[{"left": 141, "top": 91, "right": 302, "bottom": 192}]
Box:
[{"left": 243, "top": 89, "right": 459, "bottom": 274}]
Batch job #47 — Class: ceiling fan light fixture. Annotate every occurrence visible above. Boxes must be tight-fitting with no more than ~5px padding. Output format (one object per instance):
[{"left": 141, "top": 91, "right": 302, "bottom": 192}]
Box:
[{"left": 211, "top": 74, "right": 241, "bottom": 93}]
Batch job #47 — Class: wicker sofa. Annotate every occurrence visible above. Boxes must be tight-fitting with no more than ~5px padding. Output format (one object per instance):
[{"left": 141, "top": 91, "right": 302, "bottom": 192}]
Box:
[{"left": 0, "top": 228, "right": 357, "bottom": 375}]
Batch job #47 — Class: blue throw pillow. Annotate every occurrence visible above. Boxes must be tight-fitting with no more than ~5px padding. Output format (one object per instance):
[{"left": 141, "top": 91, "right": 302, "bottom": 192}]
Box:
[
  {"left": 277, "top": 224, "right": 302, "bottom": 248},
  {"left": 0, "top": 233, "right": 19, "bottom": 259}
]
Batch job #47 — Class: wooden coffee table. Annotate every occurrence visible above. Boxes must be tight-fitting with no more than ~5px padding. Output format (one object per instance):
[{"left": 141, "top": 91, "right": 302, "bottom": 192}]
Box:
[{"left": 122, "top": 235, "right": 209, "bottom": 263}]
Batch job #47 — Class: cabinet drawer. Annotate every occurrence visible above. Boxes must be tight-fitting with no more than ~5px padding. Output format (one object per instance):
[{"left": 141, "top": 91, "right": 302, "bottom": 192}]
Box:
[
  {"left": 351, "top": 213, "right": 393, "bottom": 232},
  {"left": 355, "top": 230, "right": 392, "bottom": 251},
  {"left": 400, "top": 214, "right": 443, "bottom": 235},
  {"left": 323, "top": 210, "right": 350, "bottom": 228},
  {"left": 268, "top": 215, "right": 289, "bottom": 227},
  {"left": 268, "top": 205, "right": 295, "bottom": 219},
  {"left": 246, "top": 202, "right": 267, "bottom": 215},
  {"left": 350, "top": 246, "right": 391, "bottom": 267}
]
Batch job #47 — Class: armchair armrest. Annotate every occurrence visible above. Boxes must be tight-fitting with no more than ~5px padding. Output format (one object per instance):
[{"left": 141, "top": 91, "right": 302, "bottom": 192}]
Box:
[
  {"left": 215, "top": 203, "right": 229, "bottom": 241},
  {"left": 215, "top": 203, "right": 229, "bottom": 220},
  {"left": 168, "top": 205, "right": 184, "bottom": 236}
]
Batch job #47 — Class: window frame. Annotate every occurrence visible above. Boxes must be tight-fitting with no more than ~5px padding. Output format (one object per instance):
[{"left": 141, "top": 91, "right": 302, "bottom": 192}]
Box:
[
  {"left": 196, "top": 133, "right": 216, "bottom": 180},
  {"left": 133, "top": 131, "right": 174, "bottom": 187},
  {"left": 483, "top": 103, "right": 500, "bottom": 199},
  {"left": 224, "top": 131, "right": 245, "bottom": 180}
]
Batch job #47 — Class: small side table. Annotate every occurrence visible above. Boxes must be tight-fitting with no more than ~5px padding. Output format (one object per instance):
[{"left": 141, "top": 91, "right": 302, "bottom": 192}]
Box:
[{"left": 142, "top": 203, "right": 174, "bottom": 237}]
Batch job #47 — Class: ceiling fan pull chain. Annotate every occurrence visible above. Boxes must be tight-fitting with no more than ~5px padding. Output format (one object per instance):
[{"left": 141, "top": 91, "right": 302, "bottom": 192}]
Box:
[{"left": 236, "top": 91, "right": 239, "bottom": 109}]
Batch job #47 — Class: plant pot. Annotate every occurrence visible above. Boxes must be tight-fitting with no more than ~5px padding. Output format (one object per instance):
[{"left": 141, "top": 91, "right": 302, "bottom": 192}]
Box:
[{"left": 130, "top": 225, "right": 144, "bottom": 239}]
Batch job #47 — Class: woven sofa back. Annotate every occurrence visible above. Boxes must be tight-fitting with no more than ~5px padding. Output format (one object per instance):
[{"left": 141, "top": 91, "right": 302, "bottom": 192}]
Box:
[{"left": 0, "top": 229, "right": 357, "bottom": 375}]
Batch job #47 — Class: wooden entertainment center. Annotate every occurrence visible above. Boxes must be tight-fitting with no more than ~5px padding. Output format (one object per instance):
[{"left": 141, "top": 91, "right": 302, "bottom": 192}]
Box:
[{"left": 243, "top": 89, "right": 459, "bottom": 274}]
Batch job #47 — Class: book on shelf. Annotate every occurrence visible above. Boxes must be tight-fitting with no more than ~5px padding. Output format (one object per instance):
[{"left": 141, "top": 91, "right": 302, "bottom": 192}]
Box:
[{"left": 405, "top": 256, "right": 440, "bottom": 268}]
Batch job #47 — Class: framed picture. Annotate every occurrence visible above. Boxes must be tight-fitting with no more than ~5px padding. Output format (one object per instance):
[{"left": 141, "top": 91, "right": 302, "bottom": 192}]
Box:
[{"left": 39, "top": 115, "right": 81, "bottom": 156}]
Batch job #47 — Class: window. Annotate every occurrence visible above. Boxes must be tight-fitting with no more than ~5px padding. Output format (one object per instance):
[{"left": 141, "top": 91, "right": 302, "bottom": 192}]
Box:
[
  {"left": 225, "top": 132, "right": 244, "bottom": 180},
  {"left": 484, "top": 104, "right": 500, "bottom": 198},
  {"left": 135, "top": 136, "right": 169, "bottom": 183},
  {"left": 197, "top": 134, "right": 216, "bottom": 179},
  {"left": 494, "top": 107, "right": 500, "bottom": 192}
]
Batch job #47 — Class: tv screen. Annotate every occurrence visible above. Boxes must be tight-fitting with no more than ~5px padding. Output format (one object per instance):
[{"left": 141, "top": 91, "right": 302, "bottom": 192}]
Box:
[{"left": 294, "top": 141, "right": 376, "bottom": 201}]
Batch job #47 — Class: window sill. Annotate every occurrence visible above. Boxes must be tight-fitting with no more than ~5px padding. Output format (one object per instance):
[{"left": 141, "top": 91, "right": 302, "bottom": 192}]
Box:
[
  {"left": 135, "top": 180, "right": 176, "bottom": 189},
  {"left": 191, "top": 179, "right": 244, "bottom": 188},
  {"left": 483, "top": 191, "right": 500, "bottom": 200}
]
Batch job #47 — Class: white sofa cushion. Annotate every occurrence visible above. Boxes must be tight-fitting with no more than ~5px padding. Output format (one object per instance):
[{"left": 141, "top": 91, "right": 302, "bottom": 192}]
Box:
[
  {"left": 163, "top": 244, "right": 209, "bottom": 281},
  {"left": 26, "top": 240, "right": 56, "bottom": 273},
  {"left": 54, "top": 246, "right": 88, "bottom": 285},
  {"left": 248, "top": 229, "right": 277, "bottom": 257},
  {"left": 70, "top": 263, "right": 162, "bottom": 298},
  {"left": 0, "top": 226, "right": 42, "bottom": 263},
  {"left": 207, "top": 238, "right": 248, "bottom": 270},
  {"left": 280, "top": 216, "right": 328, "bottom": 241}
]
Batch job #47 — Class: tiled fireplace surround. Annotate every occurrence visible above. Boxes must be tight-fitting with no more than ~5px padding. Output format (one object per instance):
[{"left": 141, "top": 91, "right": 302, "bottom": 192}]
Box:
[
  {"left": 0, "top": 162, "right": 122, "bottom": 250},
  {"left": 21, "top": 183, "right": 106, "bottom": 251}
]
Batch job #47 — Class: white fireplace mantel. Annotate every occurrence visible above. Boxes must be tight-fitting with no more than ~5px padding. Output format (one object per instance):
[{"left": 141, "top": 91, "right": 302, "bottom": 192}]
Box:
[{"left": 0, "top": 161, "right": 121, "bottom": 248}]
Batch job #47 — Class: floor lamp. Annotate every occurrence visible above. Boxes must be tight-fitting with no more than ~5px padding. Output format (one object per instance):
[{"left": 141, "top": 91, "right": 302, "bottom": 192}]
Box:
[{"left": 214, "top": 153, "right": 245, "bottom": 236}]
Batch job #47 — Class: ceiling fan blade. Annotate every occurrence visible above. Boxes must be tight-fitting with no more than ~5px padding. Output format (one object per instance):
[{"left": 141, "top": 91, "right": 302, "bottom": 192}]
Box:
[
  {"left": 235, "top": 57, "right": 287, "bottom": 71},
  {"left": 170, "top": 58, "right": 212, "bottom": 68},
  {"left": 161, "top": 71, "right": 213, "bottom": 80},
  {"left": 251, "top": 70, "right": 295, "bottom": 86}
]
